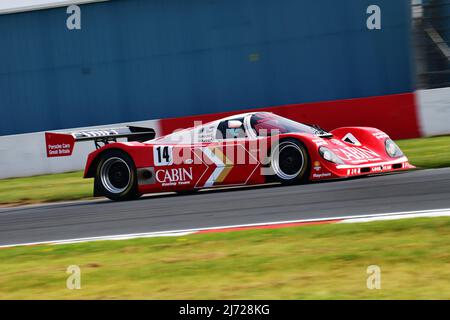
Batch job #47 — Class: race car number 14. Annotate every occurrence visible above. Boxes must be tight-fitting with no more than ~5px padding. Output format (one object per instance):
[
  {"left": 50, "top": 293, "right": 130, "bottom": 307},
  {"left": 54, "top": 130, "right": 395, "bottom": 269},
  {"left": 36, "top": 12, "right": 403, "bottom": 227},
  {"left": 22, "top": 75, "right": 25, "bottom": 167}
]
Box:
[{"left": 154, "top": 146, "right": 173, "bottom": 166}]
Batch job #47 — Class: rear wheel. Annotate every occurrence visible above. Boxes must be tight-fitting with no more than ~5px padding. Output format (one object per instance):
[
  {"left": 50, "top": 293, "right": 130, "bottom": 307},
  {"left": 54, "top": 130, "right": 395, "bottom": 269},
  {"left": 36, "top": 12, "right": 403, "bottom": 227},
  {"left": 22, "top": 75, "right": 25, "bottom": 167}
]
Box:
[
  {"left": 271, "top": 139, "right": 310, "bottom": 184},
  {"left": 95, "top": 150, "right": 140, "bottom": 201}
]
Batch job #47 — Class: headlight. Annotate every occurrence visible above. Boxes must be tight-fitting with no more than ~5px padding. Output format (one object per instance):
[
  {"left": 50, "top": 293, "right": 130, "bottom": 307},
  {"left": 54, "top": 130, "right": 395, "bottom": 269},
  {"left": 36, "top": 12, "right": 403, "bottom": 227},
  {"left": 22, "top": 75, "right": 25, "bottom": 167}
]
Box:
[
  {"left": 385, "top": 139, "right": 403, "bottom": 158},
  {"left": 319, "top": 147, "right": 344, "bottom": 165}
]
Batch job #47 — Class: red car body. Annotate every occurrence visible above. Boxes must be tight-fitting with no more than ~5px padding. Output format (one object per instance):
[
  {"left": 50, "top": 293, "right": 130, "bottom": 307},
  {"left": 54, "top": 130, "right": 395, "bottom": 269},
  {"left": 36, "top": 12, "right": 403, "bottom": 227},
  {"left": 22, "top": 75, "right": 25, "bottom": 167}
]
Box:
[{"left": 46, "top": 112, "right": 414, "bottom": 200}]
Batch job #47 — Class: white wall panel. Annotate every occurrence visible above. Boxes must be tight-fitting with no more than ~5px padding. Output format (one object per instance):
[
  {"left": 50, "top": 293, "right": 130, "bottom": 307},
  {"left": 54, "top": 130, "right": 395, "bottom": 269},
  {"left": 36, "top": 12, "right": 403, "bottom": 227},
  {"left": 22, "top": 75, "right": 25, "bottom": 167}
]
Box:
[
  {"left": 417, "top": 87, "right": 450, "bottom": 137},
  {"left": 0, "top": 119, "right": 160, "bottom": 179}
]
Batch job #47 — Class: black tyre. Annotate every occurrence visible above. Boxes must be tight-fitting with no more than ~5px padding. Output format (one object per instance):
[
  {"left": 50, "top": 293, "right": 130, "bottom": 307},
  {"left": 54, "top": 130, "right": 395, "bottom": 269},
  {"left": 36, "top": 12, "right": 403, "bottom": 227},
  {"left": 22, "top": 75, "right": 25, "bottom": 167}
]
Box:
[
  {"left": 95, "top": 149, "right": 140, "bottom": 201},
  {"left": 270, "top": 139, "right": 310, "bottom": 184}
]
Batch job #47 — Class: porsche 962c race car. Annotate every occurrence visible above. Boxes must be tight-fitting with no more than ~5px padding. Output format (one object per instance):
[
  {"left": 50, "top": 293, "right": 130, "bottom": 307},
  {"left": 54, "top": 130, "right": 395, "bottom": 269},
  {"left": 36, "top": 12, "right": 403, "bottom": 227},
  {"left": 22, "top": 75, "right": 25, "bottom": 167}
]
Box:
[{"left": 45, "top": 112, "right": 414, "bottom": 201}]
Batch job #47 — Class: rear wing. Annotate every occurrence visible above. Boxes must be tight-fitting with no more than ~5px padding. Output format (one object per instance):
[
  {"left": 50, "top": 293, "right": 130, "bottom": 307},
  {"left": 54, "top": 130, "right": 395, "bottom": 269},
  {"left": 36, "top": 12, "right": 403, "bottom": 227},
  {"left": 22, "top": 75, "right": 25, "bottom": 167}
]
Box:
[{"left": 45, "top": 126, "right": 155, "bottom": 157}]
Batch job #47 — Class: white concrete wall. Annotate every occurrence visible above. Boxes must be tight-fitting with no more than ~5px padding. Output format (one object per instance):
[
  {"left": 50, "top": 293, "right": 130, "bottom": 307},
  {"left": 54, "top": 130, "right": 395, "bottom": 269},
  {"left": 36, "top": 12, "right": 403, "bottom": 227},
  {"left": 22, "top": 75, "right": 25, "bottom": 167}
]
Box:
[
  {"left": 417, "top": 87, "right": 450, "bottom": 137},
  {"left": 0, "top": 120, "right": 160, "bottom": 179}
]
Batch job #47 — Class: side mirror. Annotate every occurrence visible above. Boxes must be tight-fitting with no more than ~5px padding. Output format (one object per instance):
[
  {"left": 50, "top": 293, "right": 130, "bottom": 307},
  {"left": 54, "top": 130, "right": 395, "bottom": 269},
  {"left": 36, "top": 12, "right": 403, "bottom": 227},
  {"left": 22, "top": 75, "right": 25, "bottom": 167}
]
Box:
[{"left": 228, "top": 120, "right": 243, "bottom": 129}]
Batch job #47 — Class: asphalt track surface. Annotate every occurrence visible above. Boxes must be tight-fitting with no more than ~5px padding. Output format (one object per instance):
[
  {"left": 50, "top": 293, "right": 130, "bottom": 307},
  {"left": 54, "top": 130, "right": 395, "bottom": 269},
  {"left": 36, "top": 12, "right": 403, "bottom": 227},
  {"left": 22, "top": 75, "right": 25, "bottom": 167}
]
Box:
[{"left": 1, "top": 168, "right": 450, "bottom": 246}]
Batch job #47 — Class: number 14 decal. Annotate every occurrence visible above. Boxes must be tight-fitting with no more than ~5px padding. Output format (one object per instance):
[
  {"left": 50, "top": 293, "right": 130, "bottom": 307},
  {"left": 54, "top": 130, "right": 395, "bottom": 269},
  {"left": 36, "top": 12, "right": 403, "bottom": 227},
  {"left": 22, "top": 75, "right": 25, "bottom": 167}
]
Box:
[{"left": 154, "top": 146, "right": 173, "bottom": 166}]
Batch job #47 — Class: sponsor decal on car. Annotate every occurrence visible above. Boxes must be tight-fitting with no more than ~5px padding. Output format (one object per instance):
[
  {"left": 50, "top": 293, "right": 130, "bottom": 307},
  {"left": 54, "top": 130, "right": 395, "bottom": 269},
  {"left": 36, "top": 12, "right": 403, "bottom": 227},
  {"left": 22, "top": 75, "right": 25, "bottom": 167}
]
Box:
[
  {"left": 154, "top": 146, "right": 174, "bottom": 166},
  {"left": 342, "top": 133, "right": 362, "bottom": 146},
  {"left": 371, "top": 165, "right": 392, "bottom": 172},
  {"left": 346, "top": 168, "right": 361, "bottom": 176},
  {"left": 197, "top": 125, "right": 215, "bottom": 142},
  {"left": 373, "top": 132, "right": 389, "bottom": 140},
  {"left": 72, "top": 129, "right": 119, "bottom": 138},
  {"left": 156, "top": 167, "right": 194, "bottom": 186},
  {"left": 312, "top": 172, "right": 332, "bottom": 179},
  {"left": 313, "top": 160, "right": 322, "bottom": 172},
  {"left": 201, "top": 146, "right": 234, "bottom": 187},
  {"left": 336, "top": 146, "right": 381, "bottom": 162},
  {"left": 47, "top": 143, "right": 72, "bottom": 156},
  {"left": 45, "top": 132, "right": 76, "bottom": 157}
]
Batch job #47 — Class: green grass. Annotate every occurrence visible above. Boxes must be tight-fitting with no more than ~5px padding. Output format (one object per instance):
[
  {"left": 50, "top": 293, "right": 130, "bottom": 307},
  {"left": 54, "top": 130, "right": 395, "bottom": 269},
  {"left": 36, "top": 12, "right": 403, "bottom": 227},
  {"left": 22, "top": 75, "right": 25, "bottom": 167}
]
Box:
[
  {"left": 1, "top": 217, "right": 450, "bottom": 299},
  {"left": 0, "top": 171, "right": 91, "bottom": 205},
  {"left": 396, "top": 135, "right": 450, "bottom": 169},
  {"left": 0, "top": 136, "right": 449, "bottom": 205}
]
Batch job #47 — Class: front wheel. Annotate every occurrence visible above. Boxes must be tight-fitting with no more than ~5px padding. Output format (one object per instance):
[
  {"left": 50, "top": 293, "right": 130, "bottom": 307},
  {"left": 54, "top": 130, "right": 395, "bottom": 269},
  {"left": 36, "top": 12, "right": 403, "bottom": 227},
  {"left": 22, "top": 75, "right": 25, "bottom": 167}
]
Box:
[
  {"left": 95, "top": 150, "right": 140, "bottom": 201},
  {"left": 270, "top": 139, "right": 310, "bottom": 184}
]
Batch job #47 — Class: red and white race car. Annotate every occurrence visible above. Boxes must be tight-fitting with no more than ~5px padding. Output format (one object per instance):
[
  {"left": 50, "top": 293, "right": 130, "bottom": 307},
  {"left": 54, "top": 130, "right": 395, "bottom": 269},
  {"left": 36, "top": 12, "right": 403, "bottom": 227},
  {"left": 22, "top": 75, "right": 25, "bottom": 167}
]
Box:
[{"left": 45, "top": 112, "right": 414, "bottom": 201}]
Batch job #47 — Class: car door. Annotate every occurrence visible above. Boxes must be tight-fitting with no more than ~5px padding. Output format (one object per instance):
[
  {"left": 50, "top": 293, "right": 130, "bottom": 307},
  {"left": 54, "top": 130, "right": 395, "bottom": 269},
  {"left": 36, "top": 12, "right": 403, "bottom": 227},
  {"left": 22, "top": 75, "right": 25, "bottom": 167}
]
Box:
[{"left": 199, "top": 116, "right": 262, "bottom": 187}]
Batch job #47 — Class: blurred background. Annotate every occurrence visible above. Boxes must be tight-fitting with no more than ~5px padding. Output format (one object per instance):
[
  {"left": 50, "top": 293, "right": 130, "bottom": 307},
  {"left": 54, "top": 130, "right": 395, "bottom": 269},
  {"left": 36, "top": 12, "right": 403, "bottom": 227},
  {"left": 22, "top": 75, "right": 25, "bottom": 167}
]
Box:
[
  {"left": 413, "top": 0, "right": 450, "bottom": 88},
  {"left": 0, "top": 0, "right": 449, "bottom": 178}
]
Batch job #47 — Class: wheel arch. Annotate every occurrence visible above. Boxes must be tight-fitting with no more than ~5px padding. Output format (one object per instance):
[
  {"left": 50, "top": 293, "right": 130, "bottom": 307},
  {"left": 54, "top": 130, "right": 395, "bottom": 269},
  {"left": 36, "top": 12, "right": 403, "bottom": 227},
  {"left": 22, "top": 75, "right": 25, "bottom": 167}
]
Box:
[
  {"left": 275, "top": 134, "right": 314, "bottom": 165},
  {"left": 84, "top": 147, "right": 134, "bottom": 179},
  {"left": 269, "top": 136, "right": 312, "bottom": 183}
]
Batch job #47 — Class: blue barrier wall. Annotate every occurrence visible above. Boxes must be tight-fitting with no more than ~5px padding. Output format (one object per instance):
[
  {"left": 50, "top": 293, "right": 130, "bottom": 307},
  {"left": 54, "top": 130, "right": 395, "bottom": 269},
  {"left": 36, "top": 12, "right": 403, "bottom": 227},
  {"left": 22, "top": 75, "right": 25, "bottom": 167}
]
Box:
[{"left": 0, "top": 0, "right": 413, "bottom": 135}]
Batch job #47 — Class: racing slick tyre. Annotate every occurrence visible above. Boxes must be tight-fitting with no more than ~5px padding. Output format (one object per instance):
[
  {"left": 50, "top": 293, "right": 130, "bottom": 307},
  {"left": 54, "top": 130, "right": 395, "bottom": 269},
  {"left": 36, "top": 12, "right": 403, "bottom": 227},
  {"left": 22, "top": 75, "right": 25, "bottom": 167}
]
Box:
[
  {"left": 95, "top": 149, "right": 140, "bottom": 201},
  {"left": 270, "top": 139, "right": 310, "bottom": 185}
]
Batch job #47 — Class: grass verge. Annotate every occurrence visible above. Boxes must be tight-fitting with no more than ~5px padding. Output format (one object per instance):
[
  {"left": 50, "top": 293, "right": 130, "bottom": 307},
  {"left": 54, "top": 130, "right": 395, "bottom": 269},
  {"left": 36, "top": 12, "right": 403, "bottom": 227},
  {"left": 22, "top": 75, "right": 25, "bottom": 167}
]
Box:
[
  {"left": 0, "top": 217, "right": 450, "bottom": 299},
  {"left": 0, "top": 135, "right": 449, "bottom": 205},
  {"left": 0, "top": 171, "right": 91, "bottom": 205},
  {"left": 396, "top": 135, "right": 450, "bottom": 169}
]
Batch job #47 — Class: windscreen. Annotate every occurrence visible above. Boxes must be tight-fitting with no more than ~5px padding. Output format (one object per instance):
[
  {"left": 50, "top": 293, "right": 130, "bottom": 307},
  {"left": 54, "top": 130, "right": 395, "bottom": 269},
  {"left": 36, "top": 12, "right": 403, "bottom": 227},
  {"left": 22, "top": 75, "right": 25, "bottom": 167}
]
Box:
[{"left": 250, "top": 112, "right": 321, "bottom": 136}]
